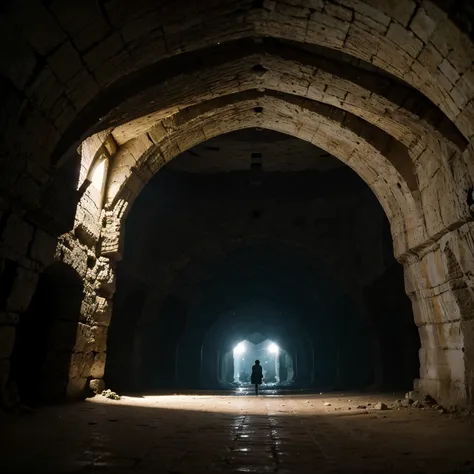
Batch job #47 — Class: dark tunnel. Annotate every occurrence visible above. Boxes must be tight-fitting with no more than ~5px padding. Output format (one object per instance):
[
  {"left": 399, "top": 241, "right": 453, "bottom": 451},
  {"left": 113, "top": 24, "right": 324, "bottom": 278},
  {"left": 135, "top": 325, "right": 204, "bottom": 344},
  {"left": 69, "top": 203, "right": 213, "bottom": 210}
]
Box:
[{"left": 106, "top": 131, "right": 419, "bottom": 395}]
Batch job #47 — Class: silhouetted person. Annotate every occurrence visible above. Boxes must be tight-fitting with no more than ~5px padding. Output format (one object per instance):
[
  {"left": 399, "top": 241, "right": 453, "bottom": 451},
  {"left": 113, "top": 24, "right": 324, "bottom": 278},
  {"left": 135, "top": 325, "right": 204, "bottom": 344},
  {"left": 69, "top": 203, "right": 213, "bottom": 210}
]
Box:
[{"left": 251, "top": 360, "right": 263, "bottom": 395}]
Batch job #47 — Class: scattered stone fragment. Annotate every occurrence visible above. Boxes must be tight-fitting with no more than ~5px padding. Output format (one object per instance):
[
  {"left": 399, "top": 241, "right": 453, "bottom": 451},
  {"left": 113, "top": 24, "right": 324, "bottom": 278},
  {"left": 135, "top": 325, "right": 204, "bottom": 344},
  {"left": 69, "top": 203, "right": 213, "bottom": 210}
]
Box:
[
  {"left": 374, "top": 402, "right": 388, "bottom": 411},
  {"left": 101, "top": 389, "right": 121, "bottom": 400},
  {"left": 405, "top": 391, "right": 425, "bottom": 402},
  {"left": 424, "top": 395, "right": 437, "bottom": 407},
  {"left": 357, "top": 405, "right": 367, "bottom": 409},
  {"left": 324, "top": 402, "right": 331, "bottom": 406}
]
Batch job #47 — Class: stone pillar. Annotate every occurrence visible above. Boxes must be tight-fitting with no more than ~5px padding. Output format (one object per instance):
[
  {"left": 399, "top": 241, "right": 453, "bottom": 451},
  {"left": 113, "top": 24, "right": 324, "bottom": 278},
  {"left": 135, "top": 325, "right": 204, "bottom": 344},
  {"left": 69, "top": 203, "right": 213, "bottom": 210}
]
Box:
[
  {"left": 63, "top": 253, "right": 113, "bottom": 399},
  {"left": 404, "top": 223, "right": 474, "bottom": 407}
]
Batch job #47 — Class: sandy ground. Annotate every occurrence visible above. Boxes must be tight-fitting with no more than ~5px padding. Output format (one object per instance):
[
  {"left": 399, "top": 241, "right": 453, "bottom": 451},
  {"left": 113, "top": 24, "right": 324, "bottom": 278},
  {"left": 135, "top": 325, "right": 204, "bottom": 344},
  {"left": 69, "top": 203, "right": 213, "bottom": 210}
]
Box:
[{"left": 1, "top": 390, "right": 473, "bottom": 473}]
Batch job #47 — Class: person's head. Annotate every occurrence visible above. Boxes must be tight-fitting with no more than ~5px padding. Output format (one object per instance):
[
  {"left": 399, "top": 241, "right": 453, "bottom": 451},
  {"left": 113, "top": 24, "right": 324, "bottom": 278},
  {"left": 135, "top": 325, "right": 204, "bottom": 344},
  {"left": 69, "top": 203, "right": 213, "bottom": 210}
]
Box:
[{"left": 255, "top": 360, "right": 260, "bottom": 365}]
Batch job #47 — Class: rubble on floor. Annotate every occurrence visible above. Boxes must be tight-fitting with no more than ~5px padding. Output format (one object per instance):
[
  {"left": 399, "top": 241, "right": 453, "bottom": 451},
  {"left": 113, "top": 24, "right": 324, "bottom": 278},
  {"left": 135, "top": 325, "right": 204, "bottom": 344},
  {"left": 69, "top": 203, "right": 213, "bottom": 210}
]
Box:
[{"left": 101, "top": 389, "right": 121, "bottom": 400}]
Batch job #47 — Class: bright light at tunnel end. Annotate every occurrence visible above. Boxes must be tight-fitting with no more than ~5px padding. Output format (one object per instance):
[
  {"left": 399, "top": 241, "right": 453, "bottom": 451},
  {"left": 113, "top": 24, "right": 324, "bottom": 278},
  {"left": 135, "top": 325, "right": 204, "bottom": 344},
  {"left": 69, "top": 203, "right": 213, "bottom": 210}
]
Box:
[
  {"left": 268, "top": 343, "right": 279, "bottom": 353},
  {"left": 233, "top": 341, "right": 246, "bottom": 354}
]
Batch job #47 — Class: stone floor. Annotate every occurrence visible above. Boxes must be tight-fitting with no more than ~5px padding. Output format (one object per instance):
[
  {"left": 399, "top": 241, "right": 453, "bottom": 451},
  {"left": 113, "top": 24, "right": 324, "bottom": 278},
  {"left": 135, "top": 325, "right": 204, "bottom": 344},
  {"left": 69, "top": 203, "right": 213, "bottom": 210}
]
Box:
[{"left": 1, "top": 389, "right": 474, "bottom": 473}]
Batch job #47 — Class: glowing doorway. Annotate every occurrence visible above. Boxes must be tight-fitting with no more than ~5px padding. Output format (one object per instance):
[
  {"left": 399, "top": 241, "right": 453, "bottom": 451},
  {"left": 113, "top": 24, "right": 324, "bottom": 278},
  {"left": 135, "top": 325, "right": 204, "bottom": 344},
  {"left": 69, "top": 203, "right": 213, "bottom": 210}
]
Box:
[{"left": 232, "top": 338, "right": 293, "bottom": 386}]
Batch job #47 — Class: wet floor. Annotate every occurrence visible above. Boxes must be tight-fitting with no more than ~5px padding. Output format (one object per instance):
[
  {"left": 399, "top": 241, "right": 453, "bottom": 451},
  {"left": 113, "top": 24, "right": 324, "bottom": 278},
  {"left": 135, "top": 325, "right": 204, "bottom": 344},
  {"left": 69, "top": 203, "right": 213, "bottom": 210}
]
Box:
[{"left": 1, "top": 390, "right": 473, "bottom": 473}]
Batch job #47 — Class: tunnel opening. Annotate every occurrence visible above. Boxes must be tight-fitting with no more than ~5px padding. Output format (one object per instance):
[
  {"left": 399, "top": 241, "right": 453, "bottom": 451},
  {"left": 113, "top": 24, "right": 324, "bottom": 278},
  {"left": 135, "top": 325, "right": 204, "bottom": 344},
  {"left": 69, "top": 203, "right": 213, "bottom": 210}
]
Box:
[
  {"left": 10, "top": 262, "right": 84, "bottom": 404},
  {"left": 105, "top": 129, "right": 419, "bottom": 396},
  {"left": 230, "top": 338, "right": 294, "bottom": 387}
]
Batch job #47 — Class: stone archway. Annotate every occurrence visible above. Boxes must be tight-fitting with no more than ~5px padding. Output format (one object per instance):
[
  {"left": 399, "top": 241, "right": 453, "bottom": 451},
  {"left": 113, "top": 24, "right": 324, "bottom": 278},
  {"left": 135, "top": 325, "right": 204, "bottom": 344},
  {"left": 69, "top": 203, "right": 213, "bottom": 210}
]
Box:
[{"left": 94, "top": 99, "right": 473, "bottom": 405}]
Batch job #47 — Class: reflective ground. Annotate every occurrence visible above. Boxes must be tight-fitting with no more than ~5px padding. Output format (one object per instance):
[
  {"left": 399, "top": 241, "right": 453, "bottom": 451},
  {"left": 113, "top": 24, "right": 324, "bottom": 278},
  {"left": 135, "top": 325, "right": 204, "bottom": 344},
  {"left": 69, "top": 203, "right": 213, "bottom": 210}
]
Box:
[{"left": 1, "top": 389, "right": 473, "bottom": 473}]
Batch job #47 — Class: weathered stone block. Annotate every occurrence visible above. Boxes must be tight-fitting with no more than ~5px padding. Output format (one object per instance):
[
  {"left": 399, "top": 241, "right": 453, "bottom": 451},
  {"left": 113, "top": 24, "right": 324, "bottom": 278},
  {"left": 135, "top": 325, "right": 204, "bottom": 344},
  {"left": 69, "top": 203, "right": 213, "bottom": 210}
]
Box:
[
  {"left": 94, "top": 257, "right": 116, "bottom": 294},
  {"left": 409, "top": 5, "right": 442, "bottom": 43},
  {"left": 387, "top": 22, "right": 423, "bottom": 58},
  {"left": 93, "top": 297, "right": 113, "bottom": 326},
  {"left": 69, "top": 352, "right": 94, "bottom": 379},
  {"left": 345, "top": 24, "right": 381, "bottom": 61},
  {"left": 308, "top": 13, "right": 349, "bottom": 38},
  {"left": 419, "top": 347, "right": 465, "bottom": 382},
  {"left": 455, "top": 102, "right": 474, "bottom": 140},
  {"left": 439, "top": 59, "right": 460, "bottom": 86},
  {"left": 92, "top": 326, "right": 108, "bottom": 353},
  {"left": 91, "top": 352, "right": 107, "bottom": 379},
  {"left": 66, "top": 377, "right": 88, "bottom": 399},
  {"left": 58, "top": 238, "right": 89, "bottom": 279},
  {"left": 418, "top": 375, "right": 467, "bottom": 407},
  {"left": 418, "top": 321, "right": 463, "bottom": 350},
  {"left": 453, "top": 70, "right": 474, "bottom": 107},
  {"left": 336, "top": 0, "right": 390, "bottom": 26},
  {"left": 372, "top": 0, "right": 417, "bottom": 26},
  {"left": 74, "top": 323, "right": 95, "bottom": 353},
  {"left": 324, "top": 2, "right": 353, "bottom": 22},
  {"left": 74, "top": 323, "right": 108, "bottom": 353}
]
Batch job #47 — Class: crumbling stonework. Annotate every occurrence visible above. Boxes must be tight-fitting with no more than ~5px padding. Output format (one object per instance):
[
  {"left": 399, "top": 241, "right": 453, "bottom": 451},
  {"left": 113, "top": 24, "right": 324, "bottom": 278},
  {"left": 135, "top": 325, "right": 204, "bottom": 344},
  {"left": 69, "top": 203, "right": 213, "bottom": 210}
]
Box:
[{"left": 0, "top": 0, "right": 474, "bottom": 407}]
